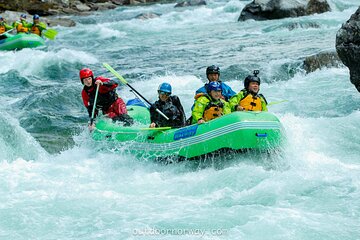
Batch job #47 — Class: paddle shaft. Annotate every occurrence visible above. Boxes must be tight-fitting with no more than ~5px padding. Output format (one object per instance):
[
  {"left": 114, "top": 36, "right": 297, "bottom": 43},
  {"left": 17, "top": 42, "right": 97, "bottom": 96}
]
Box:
[
  {"left": 103, "top": 63, "right": 169, "bottom": 120},
  {"left": 140, "top": 127, "right": 171, "bottom": 131},
  {"left": 90, "top": 84, "right": 100, "bottom": 125},
  {"left": 130, "top": 90, "right": 150, "bottom": 107},
  {"left": 0, "top": 29, "right": 14, "bottom": 37},
  {"left": 126, "top": 82, "right": 169, "bottom": 120}
]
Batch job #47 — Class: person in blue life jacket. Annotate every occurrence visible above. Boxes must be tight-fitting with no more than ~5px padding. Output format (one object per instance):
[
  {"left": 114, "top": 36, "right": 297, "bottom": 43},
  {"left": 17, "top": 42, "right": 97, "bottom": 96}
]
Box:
[
  {"left": 192, "top": 81, "right": 231, "bottom": 124},
  {"left": 229, "top": 70, "right": 268, "bottom": 112},
  {"left": 185, "top": 65, "right": 235, "bottom": 125},
  {"left": 195, "top": 65, "right": 236, "bottom": 101},
  {"left": 149, "top": 82, "right": 186, "bottom": 128}
]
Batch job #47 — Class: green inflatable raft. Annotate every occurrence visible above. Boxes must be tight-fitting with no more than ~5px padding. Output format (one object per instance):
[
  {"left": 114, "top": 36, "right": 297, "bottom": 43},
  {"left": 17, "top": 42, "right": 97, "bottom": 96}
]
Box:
[
  {"left": 0, "top": 33, "right": 45, "bottom": 51},
  {"left": 92, "top": 100, "right": 283, "bottom": 159}
]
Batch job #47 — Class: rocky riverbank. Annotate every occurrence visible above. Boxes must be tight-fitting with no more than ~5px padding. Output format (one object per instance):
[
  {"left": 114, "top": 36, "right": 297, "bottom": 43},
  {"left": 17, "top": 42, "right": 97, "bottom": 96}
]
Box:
[{"left": 0, "top": 0, "right": 170, "bottom": 27}]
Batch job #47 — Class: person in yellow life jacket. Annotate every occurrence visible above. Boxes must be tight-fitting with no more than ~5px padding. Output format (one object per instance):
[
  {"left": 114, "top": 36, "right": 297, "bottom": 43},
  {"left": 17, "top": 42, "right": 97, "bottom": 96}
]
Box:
[
  {"left": 12, "top": 14, "right": 31, "bottom": 34},
  {"left": 192, "top": 81, "right": 231, "bottom": 124},
  {"left": 229, "top": 70, "right": 268, "bottom": 112},
  {"left": 30, "top": 14, "right": 47, "bottom": 36},
  {"left": 0, "top": 16, "right": 13, "bottom": 34}
]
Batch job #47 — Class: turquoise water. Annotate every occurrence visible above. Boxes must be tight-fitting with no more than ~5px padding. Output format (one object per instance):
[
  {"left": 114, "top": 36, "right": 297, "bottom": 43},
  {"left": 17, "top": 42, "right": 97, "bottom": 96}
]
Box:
[{"left": 1, "top": 0, "right": 360, "bottom": 239}]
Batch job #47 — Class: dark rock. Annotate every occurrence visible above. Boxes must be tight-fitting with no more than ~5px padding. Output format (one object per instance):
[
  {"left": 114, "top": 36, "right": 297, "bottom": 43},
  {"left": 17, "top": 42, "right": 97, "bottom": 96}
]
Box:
[
  {"left": 0, "top": 0, "right": 54, "bottom": 15},
  {"left": 305, "top": 0, "right": 330, "bottom": 15},
  {"left": 46, "top": 17, "right": 76, "bottom": 27},
  {"left": 82, "top": 0, "right": 109, "bottom": 3},
  {"left": 111, "top": 0, "right": 126, "bottom": 5},
  {"left": 135, "top": 12, "right": 161, "bottom": 19},
  {"left": 285, "top": 21, "right": 320, "bottom": 30},
  {"left": 336, "top": 7, "right": 360, "bottom": 92},
  {"left": 238, "top": 0, "right": 331, "bottom": 21},
  {"left": 74, "top": 2, "right": 92, "bottom": 11},
  {"left": 303, "top": 51, "right": 343, "bottom": 73},
  {"left": 174, "top": 0, "right": 206, "bottom": 8},
  {"left": 88, "top": 2, "right": 117, "bottom": 11},
  {"left": 129, "top": 0, "right": 146, "bottom": 5}
]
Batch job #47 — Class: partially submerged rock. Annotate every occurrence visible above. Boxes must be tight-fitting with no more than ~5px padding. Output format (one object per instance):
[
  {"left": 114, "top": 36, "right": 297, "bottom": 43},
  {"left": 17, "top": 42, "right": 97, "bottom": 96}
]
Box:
[
  {"left": 285, "top": 21, "right": 320, "bottom": 30},
  {"left": 238, "top": 0, "right": 331, "bottom": 21},
  {"left": 174, "top": 0, "right": 206, "bottom": 8},
  {"left": 135, "top": 12, "right": 161, "bottom": 20},
  {"left": 303, "top": 51, "right": 343, "bottom": 73}
]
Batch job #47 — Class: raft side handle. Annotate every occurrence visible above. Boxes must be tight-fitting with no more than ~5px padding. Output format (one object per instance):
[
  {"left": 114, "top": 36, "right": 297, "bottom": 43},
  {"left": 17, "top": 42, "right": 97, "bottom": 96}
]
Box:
[{"left": 256, "top": 133, "right": 267, "bottom": 138}]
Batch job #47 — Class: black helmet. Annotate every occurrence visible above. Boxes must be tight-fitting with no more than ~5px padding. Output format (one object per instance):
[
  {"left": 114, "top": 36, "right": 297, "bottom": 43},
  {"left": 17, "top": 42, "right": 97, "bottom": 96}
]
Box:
[
  {"left": 206, "top": 65, "right": 220, "bottom": 76},
  {"left": 244, "top": 70, "right": 260, "bottom": 89}
]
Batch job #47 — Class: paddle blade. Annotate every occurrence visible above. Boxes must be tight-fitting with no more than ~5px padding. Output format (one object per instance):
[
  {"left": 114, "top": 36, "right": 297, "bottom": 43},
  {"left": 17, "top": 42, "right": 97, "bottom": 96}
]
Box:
[
  {"left": 268, "top": 100, "right": 288, "bottom": 106},
  {"left": 103, "top": 63, "right": 128, "bottom": 85},
  {"left": 43, "top": 28, "right": 58, "bottom": 40}
]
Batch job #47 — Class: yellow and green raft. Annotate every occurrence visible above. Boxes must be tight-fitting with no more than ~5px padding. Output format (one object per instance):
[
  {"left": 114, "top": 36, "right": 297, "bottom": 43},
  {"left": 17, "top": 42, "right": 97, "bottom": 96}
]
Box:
[{"left": 92, "top": 101, "right": 283, "bottom": 159}]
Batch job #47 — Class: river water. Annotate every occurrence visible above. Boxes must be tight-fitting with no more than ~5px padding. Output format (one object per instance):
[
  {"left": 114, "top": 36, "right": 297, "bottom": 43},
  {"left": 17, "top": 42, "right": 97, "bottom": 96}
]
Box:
[{"left": 0, "top": 0, "right": 359, "bottom": 239}]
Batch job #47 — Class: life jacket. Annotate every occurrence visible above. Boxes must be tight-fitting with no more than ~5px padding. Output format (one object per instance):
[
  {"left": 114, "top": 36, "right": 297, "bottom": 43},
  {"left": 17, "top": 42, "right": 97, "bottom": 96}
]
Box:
[
  {"left": 195, "top": 94, "right": 224, "bottom": 121},
  {"left": 0, "top": 25, "right": 5, "bottom": 34},
  {"left": 194, "top": 92, "right": 205, "bottom": 100},
  {"left": 31, "top": 25, "right": 41, "bottom": 36},
  {"left": 152, "top": 96, "right": 184, "bottom": 128},
  {"left": 203, "top": 101, "right": 224, "bottom": 121},
  {"left": 16, "top": 22, "right": 29, "bottom": 33},
  {"left": 238, "top": 90, "right": 264, "bottom": 111},
  {"left": 84, "top": 77, "right": 117, "bottom": 113}
]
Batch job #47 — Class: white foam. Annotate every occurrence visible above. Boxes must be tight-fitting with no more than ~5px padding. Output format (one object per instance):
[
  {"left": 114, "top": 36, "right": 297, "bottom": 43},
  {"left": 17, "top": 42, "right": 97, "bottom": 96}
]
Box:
[
  {"left": 0, "top": 48, "right": 98, "bottom": 76},
  {"left": 0, "top": 113, "right": 48, "bottom": 162}
]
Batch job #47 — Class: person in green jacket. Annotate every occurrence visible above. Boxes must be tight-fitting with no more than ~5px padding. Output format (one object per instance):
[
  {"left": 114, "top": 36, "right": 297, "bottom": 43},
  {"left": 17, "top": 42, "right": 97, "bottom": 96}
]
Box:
[
  {"left": 12, "top": 14, "right": 31, "bottom": 34},
  {"left": 30, "top": 14, "right": 47, "bottom": 36},
  {"left": 229, "top": 70, "right": 268, "bottom": 112},
  {"left": 192, "top": 81, "right": 231, "bottom": 124},
  {"left": 0, "top": 16, "right": 13, "bottom": 35}
]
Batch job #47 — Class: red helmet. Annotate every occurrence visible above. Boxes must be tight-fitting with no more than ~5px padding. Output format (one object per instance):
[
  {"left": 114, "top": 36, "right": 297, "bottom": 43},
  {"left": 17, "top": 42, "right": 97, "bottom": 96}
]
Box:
[{"left": 79, "top": 68, "right": 93, "bottom": 83}]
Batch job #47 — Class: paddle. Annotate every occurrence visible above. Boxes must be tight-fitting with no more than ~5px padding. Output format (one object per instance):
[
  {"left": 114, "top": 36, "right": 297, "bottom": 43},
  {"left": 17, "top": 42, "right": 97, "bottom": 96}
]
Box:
[
  {"left": 90, "top": 83, "right": 100, "bottom": 128},
  {"left": 268, "top": 100, "right": 288, "bottom": 106},
  {"left": 42, "top": 28, "right": 57, "bottom": 40},
  {"left": 140, "top": 127, "right": 171, "bottom": 131},
  {"left": 103, "top": 62, "right": 169, "bottom": 120},
  {"left": 0, "top": 29, "right": 14, "bottom": 37},
  {"left": 130, "top": 90, "right": 151, "bottom": 108}
]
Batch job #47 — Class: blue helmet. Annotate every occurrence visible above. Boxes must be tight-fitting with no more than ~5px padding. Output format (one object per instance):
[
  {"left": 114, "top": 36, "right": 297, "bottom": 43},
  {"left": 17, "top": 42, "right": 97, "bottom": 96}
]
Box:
[
  {"left": 20, "top": 14, "right": 27, "bottom": 19},
  {"left": 33, "top": 14, "right": 40, "bottom": 20},
  {"left": 0, "top": 16, "right": 3, "bottom": 20},
  {"left": 207, "top": 81, "right": 222, "bottom": 92},
  {"left": 158, "top": 82, "right": 172, "bottom": 94}
]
